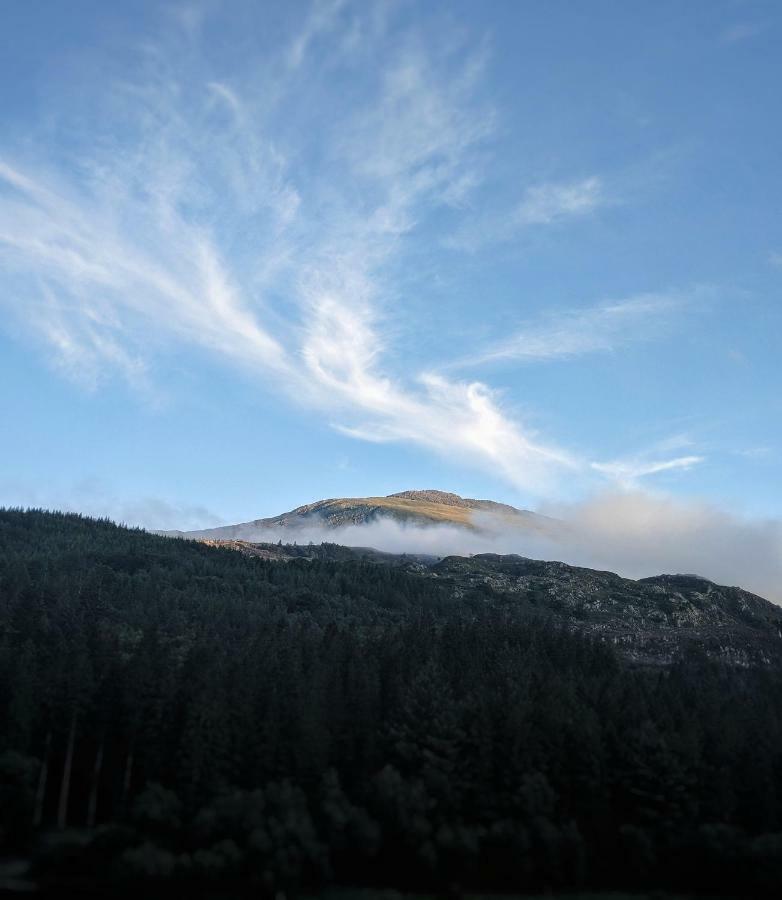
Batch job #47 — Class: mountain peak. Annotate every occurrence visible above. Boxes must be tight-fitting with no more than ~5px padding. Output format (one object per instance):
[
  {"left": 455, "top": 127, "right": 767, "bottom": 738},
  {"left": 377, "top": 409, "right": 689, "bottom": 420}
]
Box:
[
  {"left": 387, "top": 489, "right": 468, "bottom": 506},
  {"left": 161, "top": 488, "right": 546, "bottom": 541}
]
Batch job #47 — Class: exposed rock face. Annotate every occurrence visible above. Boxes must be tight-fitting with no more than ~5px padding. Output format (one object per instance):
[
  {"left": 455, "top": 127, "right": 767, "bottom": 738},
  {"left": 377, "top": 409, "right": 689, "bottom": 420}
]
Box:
[
  {"left": 388, "top": 489, "right": 467, "bottom": 505},
  {"left": 428, "top": 554, "right": 782, "bottom": 666},
  {"left": 162, "top": 489, "right": 547, "bottom": 540}
]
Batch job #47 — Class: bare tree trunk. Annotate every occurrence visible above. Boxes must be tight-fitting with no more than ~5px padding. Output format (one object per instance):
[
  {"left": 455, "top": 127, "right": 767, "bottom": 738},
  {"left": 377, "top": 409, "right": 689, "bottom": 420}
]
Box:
[
  {"left": 57, "top": 713, "right": 77, "bottom": 829},
  {"left": 121, "top": 741, "right": 134, "bottom": 814},
  {"left": 33, "top": 730, "right": 52, "bottom": 828},
  {"left": 86, "top": 735, "right": 104, "bottom": 828}
]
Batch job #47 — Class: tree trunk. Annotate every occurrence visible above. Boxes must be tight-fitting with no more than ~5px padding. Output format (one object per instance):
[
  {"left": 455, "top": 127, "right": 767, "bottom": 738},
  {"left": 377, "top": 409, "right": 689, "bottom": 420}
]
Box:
[
  {"left": 121, "top": 741, "right": 134, "bottom": 814},
  {"left": 57, "top": 713, "right": 77, "bottom": 829},
  {"left": 86, "top": 735, "right": 104, "bottom": 828},
  {"left": 33, "top": 730, "right": 52, "bottom": 828}
]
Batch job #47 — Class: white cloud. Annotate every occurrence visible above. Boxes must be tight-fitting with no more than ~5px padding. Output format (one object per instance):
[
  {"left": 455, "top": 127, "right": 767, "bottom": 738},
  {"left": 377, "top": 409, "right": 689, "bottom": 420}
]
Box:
[
  {"left": 0, "top": 6, "right": 584, "bottom": 499},
  {"left": 591, "top": 454, "right": 704, "bottom": 487},
  {"left": 1, "top": 477, "right": 225, "bottom": 532},
  {"left": 735, "top": 445, "right": 773, "bottom": 460},
  {"left": 543, "top": 490, "right": 782, "bottom": 604},
  {"left": 206, "top": 81, "right": 242, "bottom": 116},
  {"left": 299, "top": 294, "right": 577, "bottom": 493},
  {"left": 0, "top": 5, "right": 713, "bottom": 504},
  {"left": 444, "top": 173, "right": 607, "bottom": 252},
  {"left": 287, "top": 0, "right": 347, "bottom": 70},
  {"left": 515, "top": 176, "right": 603, "bottom": 226},
  {"left": 768, "top": 250, "right": 782, "bottom": 267},
  {"left": 456, "top": 290, "right": 687, "bottom": 368},
  {"left": 719, "top": 23, "right": 762, "bottom": 45},
  {"left": 0, "top": 158, "right": 292, "bottom": 388}
]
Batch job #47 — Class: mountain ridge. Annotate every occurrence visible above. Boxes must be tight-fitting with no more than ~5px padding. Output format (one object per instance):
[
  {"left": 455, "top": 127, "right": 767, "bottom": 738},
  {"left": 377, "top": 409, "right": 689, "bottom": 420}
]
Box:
[{"left": 162, "top": 488, "right": 550, "bottom": 540}]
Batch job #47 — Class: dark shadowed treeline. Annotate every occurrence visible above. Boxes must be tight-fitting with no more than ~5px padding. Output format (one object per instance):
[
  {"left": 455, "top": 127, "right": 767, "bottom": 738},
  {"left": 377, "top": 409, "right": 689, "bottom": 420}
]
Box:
[{"left": 1, "top": 508, "right": 782, "bottom": 896}]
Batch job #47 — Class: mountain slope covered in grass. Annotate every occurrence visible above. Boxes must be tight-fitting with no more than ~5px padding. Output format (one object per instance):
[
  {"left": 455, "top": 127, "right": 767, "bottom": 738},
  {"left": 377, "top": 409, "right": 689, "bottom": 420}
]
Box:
[{"left": 162, "top": 488, "right": 549, "bottom": 540}]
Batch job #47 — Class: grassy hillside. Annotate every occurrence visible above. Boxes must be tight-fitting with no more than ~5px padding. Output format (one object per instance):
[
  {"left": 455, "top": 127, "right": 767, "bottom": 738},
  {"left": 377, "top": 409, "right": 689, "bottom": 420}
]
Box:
[
  {"left": 290, "top": 494, "right": 482, "bottom": 525},
  {"left": 169, "top": 489, "right": 549, "bottom": 539}
]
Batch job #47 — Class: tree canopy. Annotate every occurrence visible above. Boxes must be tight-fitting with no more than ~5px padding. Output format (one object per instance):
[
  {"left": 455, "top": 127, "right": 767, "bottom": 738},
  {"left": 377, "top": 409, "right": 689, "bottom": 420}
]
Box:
[{"left": 1, "top": 508, "right": 781, "bottom": 896}]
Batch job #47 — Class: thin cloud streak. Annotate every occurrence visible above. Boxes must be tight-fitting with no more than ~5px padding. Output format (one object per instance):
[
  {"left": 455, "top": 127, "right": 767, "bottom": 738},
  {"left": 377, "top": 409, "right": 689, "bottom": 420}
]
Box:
[
  {"left": 719, "top": 23, "right": 763, "bottom": 45},
  {"left": 453, "top": 290, "right": 691, "bottom": 368},
  {"left": 444, "top": 173, "right": 608, "bottom": 252},
  {"left": 591, "top": 454, "right": 704, "bottom": 488},
  {"left": 515, "top": 176, "right": 603, "bottom": 226},
  {"left": 286, "top": 0, "right": 347, "bottom": 70}
]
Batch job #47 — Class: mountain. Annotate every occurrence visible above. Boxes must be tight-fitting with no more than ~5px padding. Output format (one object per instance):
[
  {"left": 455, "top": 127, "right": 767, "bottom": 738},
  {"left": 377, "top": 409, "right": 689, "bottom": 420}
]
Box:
[
  {"left": 158, "top": 488, "right": 782, "bottom": 666},
  {"left": 163, "top": 488, "right": 552, "bottom": 540}
]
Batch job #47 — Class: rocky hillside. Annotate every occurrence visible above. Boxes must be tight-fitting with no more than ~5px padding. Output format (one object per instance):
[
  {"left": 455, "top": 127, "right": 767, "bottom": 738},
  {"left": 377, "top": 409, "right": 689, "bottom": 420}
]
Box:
[
  {"left": 428, "top": 553, "right": 782, "bottom": 666},
  {"left": 204, "top": 539, "right": 782, "bottom": 667},
  {"left": 164, "top": 489, "right": 549, "bottom": 540}
]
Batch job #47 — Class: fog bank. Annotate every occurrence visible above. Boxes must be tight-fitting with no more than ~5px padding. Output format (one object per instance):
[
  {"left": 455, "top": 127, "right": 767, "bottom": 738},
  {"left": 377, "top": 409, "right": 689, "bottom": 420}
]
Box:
[{"left": 233, "top": 491, "right": 782, "bottom": 604}]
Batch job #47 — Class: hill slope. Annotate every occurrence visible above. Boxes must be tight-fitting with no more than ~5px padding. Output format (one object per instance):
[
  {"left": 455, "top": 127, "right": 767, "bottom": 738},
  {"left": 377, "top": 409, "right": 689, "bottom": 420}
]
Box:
[
  {"left": 4, "top": 508, "right": 782, "bottom": 897},
  {"left": 430, "top": 552, "right": 782, "bottom": 666},
  {"left": 196, "top": 537, "right": 782, "bottom": 667}
]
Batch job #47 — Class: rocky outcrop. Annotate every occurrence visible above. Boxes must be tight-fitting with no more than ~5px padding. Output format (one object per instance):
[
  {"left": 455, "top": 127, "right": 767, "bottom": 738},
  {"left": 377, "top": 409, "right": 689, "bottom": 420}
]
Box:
[{"left": 427, "top": 553, "right": 782, "bottom": 666}]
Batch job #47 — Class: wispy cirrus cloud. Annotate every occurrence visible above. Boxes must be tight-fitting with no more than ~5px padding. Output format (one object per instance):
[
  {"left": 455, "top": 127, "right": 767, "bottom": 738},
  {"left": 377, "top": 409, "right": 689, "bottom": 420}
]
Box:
[
  {"left": 591, "top": 454, "right": 704, "bottom": 488},
  {"left": 589, "top": 432, "right": 705, "bottom": 488},
  {"left": 286, "top": 0, "right": 347, "bottom": 69},
  {"left": 0, "top": 157, "right": 292, "bottom": 388},
  {"left": 515, "top": 176, "right": 603, "bottom": 226},
  {"left": 0, "top": 5, "right": 579, "bottom": 497},
  {"left": 735, "top": 445, "right": 774, "bottom": 460},
  {"left": 299, "top": 289, "right": 577, "bottom": 493},
  {"left": 452, "top": 289, "right": 694, "bottom": 369},
  {"left": 444, "top": 173, "right": 609, "bottom": 252},
  {"left": 0, "top": 2, "right": 696, "bottom": 499},
  {"left": 719, "top": 22, "right": 763, "bottom": 45}
]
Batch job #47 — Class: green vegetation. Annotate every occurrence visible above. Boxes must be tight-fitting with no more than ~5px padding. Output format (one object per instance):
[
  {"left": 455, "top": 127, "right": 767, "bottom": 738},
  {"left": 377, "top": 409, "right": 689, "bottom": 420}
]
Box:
[{"left": 1, "top": 508, "right": 782, "bottom": 896}]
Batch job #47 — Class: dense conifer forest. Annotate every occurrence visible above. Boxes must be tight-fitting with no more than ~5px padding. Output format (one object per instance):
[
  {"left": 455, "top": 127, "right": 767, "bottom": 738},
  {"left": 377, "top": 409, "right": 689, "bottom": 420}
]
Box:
[{"left": 2, "top": 508, "right": 782, "bottom": 896}]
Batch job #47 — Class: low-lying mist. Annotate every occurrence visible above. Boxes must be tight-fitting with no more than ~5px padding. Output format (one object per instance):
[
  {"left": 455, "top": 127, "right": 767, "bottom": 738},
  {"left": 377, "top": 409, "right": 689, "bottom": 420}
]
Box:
[
  {"left": 542, "top": 492, "right": 782, "bottom": 604},
  {"left": 233, "top": 491, "right": 782, "bottom": 604}
]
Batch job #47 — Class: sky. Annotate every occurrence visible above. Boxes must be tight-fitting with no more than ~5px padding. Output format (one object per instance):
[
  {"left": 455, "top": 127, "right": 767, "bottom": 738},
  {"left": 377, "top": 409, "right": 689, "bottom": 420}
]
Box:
[{"left": 1, "top": 0, "right": 781, "bottom": 550}]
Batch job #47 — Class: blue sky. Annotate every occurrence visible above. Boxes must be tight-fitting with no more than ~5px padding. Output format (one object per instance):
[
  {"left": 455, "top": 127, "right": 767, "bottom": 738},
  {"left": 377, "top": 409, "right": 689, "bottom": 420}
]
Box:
[{"left": 1, "top": 0, "right": 780, "bottom": 531}]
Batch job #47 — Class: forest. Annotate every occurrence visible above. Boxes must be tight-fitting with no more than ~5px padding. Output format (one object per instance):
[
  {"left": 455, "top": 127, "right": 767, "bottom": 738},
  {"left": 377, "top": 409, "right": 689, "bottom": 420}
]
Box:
[{"left": 1, "top": 508, "right": 782, "bottom": 897}]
